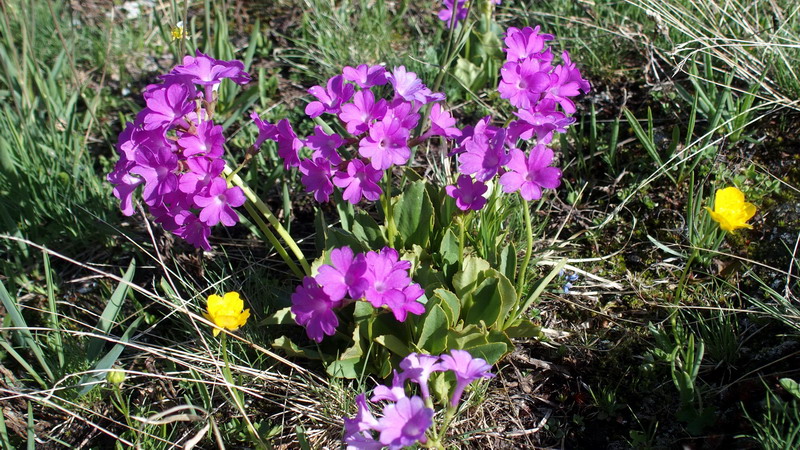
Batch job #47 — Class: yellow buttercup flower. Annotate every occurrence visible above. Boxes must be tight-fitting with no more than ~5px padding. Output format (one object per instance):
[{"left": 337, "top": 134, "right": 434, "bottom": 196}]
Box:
[
  {"left": 705, "top": 187, "right": 756, "bottom": 232},
  {"left": 204, "top": 292, "right": 250, "bottom": 336}
]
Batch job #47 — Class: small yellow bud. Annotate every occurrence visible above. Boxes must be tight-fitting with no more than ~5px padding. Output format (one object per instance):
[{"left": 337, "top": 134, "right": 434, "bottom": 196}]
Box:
[{"left": 106, "top": 367, "right": 126, "bottom": 385}]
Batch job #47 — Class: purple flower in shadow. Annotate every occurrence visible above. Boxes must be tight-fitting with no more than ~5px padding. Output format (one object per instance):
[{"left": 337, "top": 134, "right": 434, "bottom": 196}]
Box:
[
  {"left": 291, "top": 276, "right": 340, "bottom": 343},
  {"left": 445, "top": 175, "right": 488, "bottom": 211}
]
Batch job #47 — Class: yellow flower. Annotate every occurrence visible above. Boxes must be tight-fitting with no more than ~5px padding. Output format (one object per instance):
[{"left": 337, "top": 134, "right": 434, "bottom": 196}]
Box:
[
  {"left": 171, "top": 22, "right": 188, "bottom": 41},
  {"left": 204, "top": 292, "right": 250, "bottom": 336},
  {"left": 705, "top": 186, "right": 756, "bottom": 232}
]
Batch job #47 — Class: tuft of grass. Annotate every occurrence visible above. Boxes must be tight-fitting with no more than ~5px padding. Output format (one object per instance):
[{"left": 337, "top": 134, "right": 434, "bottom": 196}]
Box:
[{"left": 625, "top": 0, "right": 800, "bottom": 110}]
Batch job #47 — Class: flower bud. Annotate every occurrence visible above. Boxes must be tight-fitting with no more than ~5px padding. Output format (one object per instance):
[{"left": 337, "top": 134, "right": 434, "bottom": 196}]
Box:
[{"left": 106, "top": 367, "right": 126, "bottom": 385}]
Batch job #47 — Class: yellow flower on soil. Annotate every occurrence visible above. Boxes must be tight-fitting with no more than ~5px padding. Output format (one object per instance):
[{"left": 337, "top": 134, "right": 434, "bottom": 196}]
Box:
[
  {"left": 205, "top": 292, "right": 250, "bottom": 336},
  {"left": 705, "top": 187, "right": 756, "bottom": 232}
]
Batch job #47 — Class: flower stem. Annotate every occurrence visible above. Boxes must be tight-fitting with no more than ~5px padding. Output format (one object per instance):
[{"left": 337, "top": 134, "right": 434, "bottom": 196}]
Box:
[
  {"left": 243, "top": 202, "right": 305, "bottom": 278},
  {"left": 220, "top": 334, "right": 269, "bottom": 449},
  {"left": 226, "top": 167, "right": 311, "bottom": 276},
  {"left": 384, "top": 171, "right": 396, "bottom": 248},
  {"left": 458, "top": 215, "right": 466, "bottom": 267},
  {"left": 674, "top": 251, "right": 697, "bottom": 307},
  {"left": 516, "top": 198, "right": 534, "bottom": 296}
]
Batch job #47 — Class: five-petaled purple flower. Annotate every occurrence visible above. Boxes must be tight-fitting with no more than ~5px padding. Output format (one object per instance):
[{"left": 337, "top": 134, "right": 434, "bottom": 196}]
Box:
[
  {"left": 194, "top": 177, "right": 246, "bottom": 226},
  {"left": 499, "top": 146, "right": 562, "bottom": 201},
  {"left": 446, "top": 175, "right": 488, "bottom": 211},
  {"left": 436, "top": 349, "right": 495, "bottom": 407},
  {"left": 291, "top": 276, "right": 341, "bottom": 343}
]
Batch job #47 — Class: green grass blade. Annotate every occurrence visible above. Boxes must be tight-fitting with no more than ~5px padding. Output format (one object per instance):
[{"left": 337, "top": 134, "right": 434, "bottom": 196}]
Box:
[
  {"left": 26, "top": 402, "right": 33, "bottom": 450},
  {"left": 42, "top": 250, "right": 64, "bottom": 369},
  {"left": 506, "top": 259, "right": 566, "bottom": 328},
  {"left": 0, "top": 337, "right": 47, "bottom": 389},
  {"left": 80, "top": 316, "right": 142, "bottom": 396},
  {"left": 0, "top": 399, "right": 12, "bottom": 450},
  {"left": 87, "top": 259, "right": 136, "bottom": 362},
  {"left": 0, "top": 280, "right": 54, "bottom": 382}
]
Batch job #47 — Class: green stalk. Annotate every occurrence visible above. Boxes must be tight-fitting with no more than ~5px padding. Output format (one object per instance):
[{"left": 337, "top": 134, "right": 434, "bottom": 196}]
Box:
[
  {"left": 226, "top": 168, "right": 310, "bottom": 276},
  {"left": 413, "top": 0, "right": 474, "bottom": 148},
  {"left": 384, "top": 171, "right": 396, "bottom": 247},
  {"left": 515, "top": 198, "right": 534, "bottom": 296},
  {"left": 458, "top": 215, "right": 466, "bottom": 267},
  {"left": 220, "top": 335, "right": 268, "bottom": 449},
  {"left": 674, "top": 251, "right": 697, "bottom": 313},
  {"left": 243, "top": 202, "right": 304, "bottom": 279}
]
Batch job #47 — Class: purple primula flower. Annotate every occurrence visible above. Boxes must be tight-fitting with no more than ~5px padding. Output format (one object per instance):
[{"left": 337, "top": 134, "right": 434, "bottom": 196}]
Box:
[
  {"left": 399, "top": 353, "right": 443, "bottom": 400},
  {"left": 170, "top": 50, "right": 250, "bottom": 86},
  {"left": 291, "top": 276, "right": 340, "bottom": 342},
  {"left": 497, "top": 58, "right": 553, "bottom": 110},
  {"left": 299, "top": 157, "right": 335, "bottom": 203},
  {"left": 438, "top": 0, "right": 468, "bottom": 27},
  {"left": 178, "top": 120, "right": 224, "bottom": 157},
  {"left": 176, "top": 214, "right": 212, "bottom": 251},
  {"left": 543, "top": 51, "right": 590, "bottom": 114},
  {"left": 305, "top": 75, "right": 355, "bottom": 118},
  {"left": 150, "top": 191, "right": 193, "bottom": 231},
  {"left": 344, "top": 432, "right": 384, "bottom": 450},
  {"left": 499, "top": 146, "right": 562, "bottom": 201},
  {"left": 457, "top": 129, "right": 509, "bottom": 182},
  {"left": 387, "top": 66, "right": 443, "bottom": 104},
  {"left": 436, "top": 349, "right": 494, "bottom": 407},
  {"left": 504, "top": 26, "right": 554, "bottom": 63},
  {"left": 194, "top": 177, "right": 246, "bottom": 226},
  {"left": 250, "top": 112, "right": 278, "bottom": 149},
  {"left": 333, "top": 159, "right": 383, "bottom": 204},
  {"left": 179, "top": 157, "right": 225, "bottom": 196},
  {"left": 107, "top": 160, "right": 143, "bottom": 216},
  {"left": 275, "top": 119, "right": 303, "bottom": 169},
  {"left": 130, "top": 145, "right": 179, "bottom": 206},
  {"left": 304, "top": 126, "right": 345, "bottom": 164},
  {"left": 371, "top": 371, "right": 407, "bottom": 403},
  {"left": 339, "top": 90, "right": 388, "bottom": 135},
  {"left": 342, "top": 64, "right": 388, "bottom": 88},
  {"left": 384, "top": 283, "right": 425, "bottom": 322},
  {"left": 142, "top": 81, "right": 196, "bottom": 130},
  {"left": 446, "top": 175, "right": 488, "bottom": 211},
  {"left": 315, "top": 246, "right": 369, "bottom": 301},
  {"left": 358, "top": 118, "right": 410, "bottom": 170},
  {"left": 427, "top": 103, "right": 461, "bottom": 138},
  {"left": 363, "top": 247, "right": 412, "bottom": 309},
  {"left": 384, "top": 100, "right": 421, "bottom": 131},
  {"left": 344, "top": 394, "right": 381, "bottom": 437},
  {"left": 116, "top": 122, "right": 165, "bottom": 162},
  {"left": 376, "top": 396, "right": 433, "bottom": 448},
  {"left": 510, "top": 99, "right": 574, "bottom": 144},
  {"left": 561, "top": 51, "right": 591, "bottom": 94}
]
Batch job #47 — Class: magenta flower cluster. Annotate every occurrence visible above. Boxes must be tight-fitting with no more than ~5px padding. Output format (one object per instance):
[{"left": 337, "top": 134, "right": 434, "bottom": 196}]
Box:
[
  {"left": 251, "top": 64, "right": 459, "bottom": 205},
  {"left": 343, "top": 350, "right": 494, "bottom": 449},
  {"left": 108, "top": 50, "right": 251, "bottom": 250},
  {"left": 445, "top": 26, "right": 590, "bottom": 210},
  {"left": 290, "top": 246, "right": 425, "bottom": 343}
]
